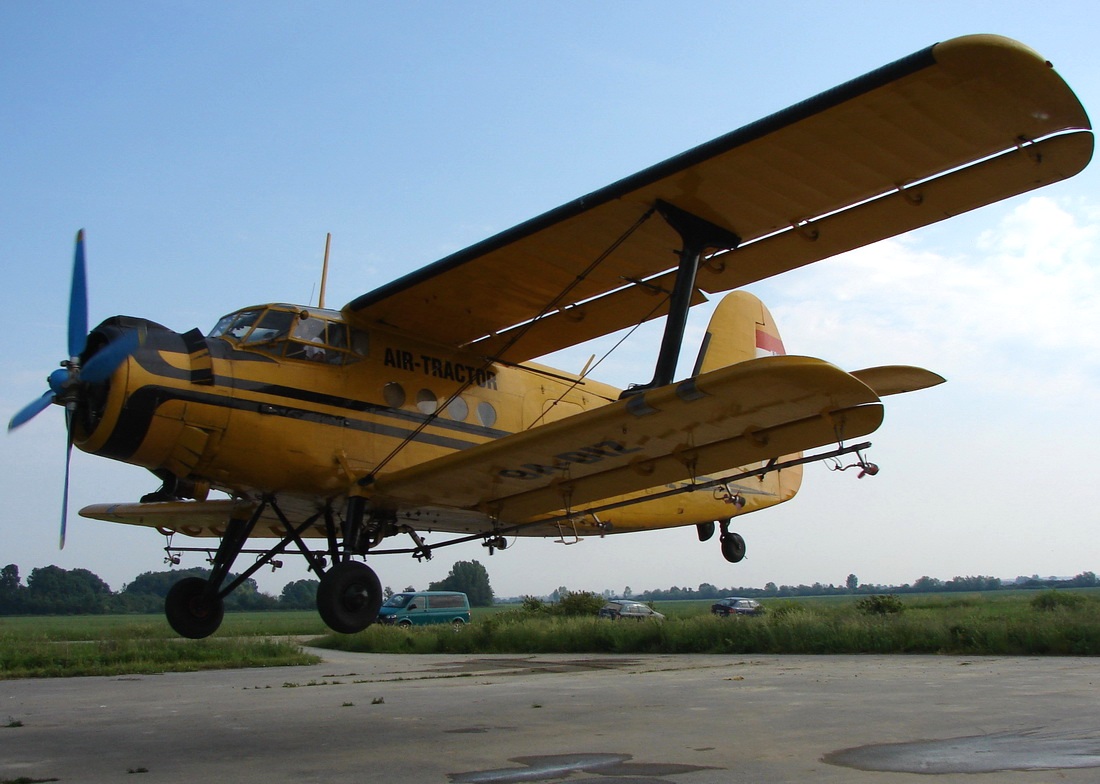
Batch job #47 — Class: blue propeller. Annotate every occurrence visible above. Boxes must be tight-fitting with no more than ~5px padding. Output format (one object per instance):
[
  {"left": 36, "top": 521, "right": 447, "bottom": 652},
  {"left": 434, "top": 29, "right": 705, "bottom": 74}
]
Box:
[{"left": 8, "top": 231, "right": 138, "bottom": 548}]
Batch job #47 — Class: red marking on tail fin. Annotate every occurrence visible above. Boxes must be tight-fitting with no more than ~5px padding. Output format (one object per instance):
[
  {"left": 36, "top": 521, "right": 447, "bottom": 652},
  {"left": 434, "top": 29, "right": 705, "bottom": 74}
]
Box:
[{"left": 755, "top": 329, "right": 786, "bottom": 356}]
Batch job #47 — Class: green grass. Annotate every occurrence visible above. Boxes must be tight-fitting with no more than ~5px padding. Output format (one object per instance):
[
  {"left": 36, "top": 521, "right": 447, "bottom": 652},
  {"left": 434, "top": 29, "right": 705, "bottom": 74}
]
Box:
[
  {"left": 3, "top": 590, "right": 1097, "bottom": 678},
  {"left": 0, "top": 612, "right": 322, "bottom": 679},
  {"left": 318, "top": 590, "right": 1100, "bottom": 657},
  {"left": 0, "top": 610, "right": 329, "bottom": 641}
]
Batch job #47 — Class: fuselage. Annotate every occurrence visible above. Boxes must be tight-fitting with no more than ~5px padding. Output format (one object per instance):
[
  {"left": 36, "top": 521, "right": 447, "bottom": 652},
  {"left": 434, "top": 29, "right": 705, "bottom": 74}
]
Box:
[{"left": 73, "top": 303, "right": 799, "bottom": 538}]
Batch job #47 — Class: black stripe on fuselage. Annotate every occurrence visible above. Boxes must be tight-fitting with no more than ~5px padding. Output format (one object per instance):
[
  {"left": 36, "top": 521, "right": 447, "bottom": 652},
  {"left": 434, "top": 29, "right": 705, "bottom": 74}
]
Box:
[
  {"left": 141, "top": 339, "right": 510, "bottom": 439},
  {"left": 94, "top": 342, "right": 513, "bottom": 461}
]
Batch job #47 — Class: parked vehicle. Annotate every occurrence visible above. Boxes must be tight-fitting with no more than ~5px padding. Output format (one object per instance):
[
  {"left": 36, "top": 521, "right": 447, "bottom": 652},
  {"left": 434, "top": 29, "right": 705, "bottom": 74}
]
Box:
[
  {"left": 598, "top": 600, "right": 665, "bottom": 621},
  {"left": 711, "top": 597, "right": 764, "bottom": 617},
  {"left": 377, "top": 590, "right": 471, "bottom": 627}
]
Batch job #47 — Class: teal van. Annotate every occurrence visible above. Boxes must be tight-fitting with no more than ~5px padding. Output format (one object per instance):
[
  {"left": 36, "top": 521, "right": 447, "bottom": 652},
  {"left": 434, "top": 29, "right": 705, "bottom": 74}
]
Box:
[{"left": 377, "top": 591, "right": 471, "bottom": 627}]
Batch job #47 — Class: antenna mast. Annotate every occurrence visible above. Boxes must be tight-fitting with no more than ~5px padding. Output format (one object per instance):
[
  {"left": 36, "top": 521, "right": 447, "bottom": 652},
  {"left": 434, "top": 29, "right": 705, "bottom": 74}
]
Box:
[{"left": 318, "top": 233, "right": 332, "bottom": 309}]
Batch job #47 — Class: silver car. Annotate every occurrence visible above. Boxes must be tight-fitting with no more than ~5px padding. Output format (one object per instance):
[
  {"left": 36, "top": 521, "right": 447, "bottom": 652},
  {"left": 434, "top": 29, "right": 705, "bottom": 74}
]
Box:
[
  {"left": 711, "top": 597, "right": 764, "bottom": 617},
  {"left": 598, "top": 600, "right": 666, "bottom": 621}
]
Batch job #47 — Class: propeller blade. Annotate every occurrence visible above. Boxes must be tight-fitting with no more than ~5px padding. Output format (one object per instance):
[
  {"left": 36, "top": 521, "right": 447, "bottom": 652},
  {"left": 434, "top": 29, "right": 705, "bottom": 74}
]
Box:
[
  {"left": 68, "top": 230, "right": 89, "bottom": 360},
  {"left": 60, "top": 409, "right": 74, "bottom": 549},
  {"left": 8, "top": 390, "right": 56, "bottom": 431},
  {"left": 80, "top": 331, "right": 139, "bottom": 384}
]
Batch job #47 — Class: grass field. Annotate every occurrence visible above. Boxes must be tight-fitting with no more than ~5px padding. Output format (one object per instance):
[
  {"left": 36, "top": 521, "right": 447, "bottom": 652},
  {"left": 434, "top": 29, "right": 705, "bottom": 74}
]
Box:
[
  {"left": 1, "top": 590, "right": 1097, "bottom": 678},
  {"left": 0, "top": 612, "right": 323, "bottom": 679},
  {"left": 322, "top": 589, "right": 1100, "bottom": 657}
]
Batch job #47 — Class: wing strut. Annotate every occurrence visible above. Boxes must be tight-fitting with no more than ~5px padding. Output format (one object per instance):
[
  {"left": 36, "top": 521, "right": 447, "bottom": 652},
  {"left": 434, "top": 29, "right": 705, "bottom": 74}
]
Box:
[{"left": 623, "top": 200, "right": 740, "bottom": 395}]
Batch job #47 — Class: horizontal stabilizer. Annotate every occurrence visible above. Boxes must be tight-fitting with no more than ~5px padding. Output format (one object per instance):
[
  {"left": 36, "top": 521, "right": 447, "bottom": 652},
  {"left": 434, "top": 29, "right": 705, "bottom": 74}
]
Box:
[{"left": 850, "top": 366, "right": 946, "bottom": 397}]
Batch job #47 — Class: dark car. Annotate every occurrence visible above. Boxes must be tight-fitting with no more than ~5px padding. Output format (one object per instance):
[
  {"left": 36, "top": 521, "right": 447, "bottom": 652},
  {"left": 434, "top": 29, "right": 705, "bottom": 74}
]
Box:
[
  {"left": 711, "top": 597, "right": 764, "bottom": 617},
  {"left": 598, "top": 600, "right": 666, "bottom": 621}
]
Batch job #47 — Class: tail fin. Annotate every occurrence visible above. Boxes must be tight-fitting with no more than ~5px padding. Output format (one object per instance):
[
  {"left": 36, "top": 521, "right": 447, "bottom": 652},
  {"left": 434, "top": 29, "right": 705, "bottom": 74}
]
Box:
[
  {"left": 692, "top": 290, "right": 802, "bottom": 510},
  {"left": 693, "top": 291, "right": 785, "bottom": 375}
]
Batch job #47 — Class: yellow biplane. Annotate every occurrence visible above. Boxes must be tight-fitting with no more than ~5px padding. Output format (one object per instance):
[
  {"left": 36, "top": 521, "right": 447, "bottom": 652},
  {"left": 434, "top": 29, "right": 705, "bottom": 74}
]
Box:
[{"left": 10, "top": 35, "right": 1091, "bottom": 637}]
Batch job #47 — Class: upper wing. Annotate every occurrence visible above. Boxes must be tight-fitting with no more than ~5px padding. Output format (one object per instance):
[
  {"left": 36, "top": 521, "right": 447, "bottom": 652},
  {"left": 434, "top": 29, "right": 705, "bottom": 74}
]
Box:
[
  {"left": 368, "top": 356, "right": 885, "bottom": 523},
  {"left": 343, "top": 35, "right": 1092, "bottom": 363}
]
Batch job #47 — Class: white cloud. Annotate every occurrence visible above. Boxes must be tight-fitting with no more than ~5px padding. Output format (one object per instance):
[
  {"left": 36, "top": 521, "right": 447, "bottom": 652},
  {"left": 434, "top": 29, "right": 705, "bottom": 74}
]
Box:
[{"left": 758, "top": 196, "right": 1100, "bottom": 407}]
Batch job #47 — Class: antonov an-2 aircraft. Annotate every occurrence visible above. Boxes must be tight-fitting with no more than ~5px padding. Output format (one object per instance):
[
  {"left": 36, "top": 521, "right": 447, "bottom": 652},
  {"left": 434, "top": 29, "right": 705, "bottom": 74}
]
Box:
[{"left": 9, "top": 35, "right": 1092, "bottom": 637}]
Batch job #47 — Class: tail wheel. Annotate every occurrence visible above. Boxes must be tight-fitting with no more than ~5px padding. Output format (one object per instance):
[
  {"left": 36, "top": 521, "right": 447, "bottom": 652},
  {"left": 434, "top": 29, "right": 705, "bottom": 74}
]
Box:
[
  {"left": 720, "top": 531, "right": 747, "bottom": 563},
  {"left": 317, "top": 561, "right": 383, "bottom": 634},
  {"left": 165, "top": 576, "right": 225, "bottom": 639}
]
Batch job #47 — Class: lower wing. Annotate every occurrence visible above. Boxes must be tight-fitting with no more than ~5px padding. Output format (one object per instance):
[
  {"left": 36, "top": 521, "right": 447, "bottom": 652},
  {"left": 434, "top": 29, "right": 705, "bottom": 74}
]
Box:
[{"left": 82, "top": 357, "right": 942, "bottom": 537}]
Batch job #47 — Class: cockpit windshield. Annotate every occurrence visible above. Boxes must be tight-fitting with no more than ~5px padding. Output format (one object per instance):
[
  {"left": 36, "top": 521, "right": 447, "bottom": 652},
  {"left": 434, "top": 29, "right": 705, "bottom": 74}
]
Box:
[
  {"left": 211, "top": 309, "right": 265, "bottom": 340},
  {"left": 244, "top": 309, "right": 297, "bottom": 344},
  {"left": 210, "top": 305, "right": 368, "bottom": 365}
]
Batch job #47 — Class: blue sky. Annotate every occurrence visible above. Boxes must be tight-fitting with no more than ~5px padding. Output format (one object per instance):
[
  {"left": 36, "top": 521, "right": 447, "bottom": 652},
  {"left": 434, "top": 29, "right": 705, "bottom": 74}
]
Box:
[{"left": 2, "top": 2, "right": 1098, "bottom": 598}]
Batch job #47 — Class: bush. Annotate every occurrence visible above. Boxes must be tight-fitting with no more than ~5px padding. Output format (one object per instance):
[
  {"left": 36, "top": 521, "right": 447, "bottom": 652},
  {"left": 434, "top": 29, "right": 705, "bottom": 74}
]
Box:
[
  {"left": 855, "top": 594, "right": 905, "bottom": 615},
  {"left": 768, "top": 602, "right": 810, "bottom": 619},
  {"left": 521, "top": 596, "right": 548, "bottom": 614},
  {"left": 515, "top": 591, "right": 604, "bottom": 618},
  {"left": 556, "top": 591, "right": 606, "bottom": 617},
  {"left": 1031, "top": 590, "right": 1087, "bottom": 612}
]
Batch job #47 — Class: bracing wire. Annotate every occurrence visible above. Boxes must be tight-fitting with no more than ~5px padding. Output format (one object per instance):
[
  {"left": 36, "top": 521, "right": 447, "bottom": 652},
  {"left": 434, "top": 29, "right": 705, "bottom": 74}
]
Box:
[{"left": 359, "top": 205, "right": 658, "bottom": 486}]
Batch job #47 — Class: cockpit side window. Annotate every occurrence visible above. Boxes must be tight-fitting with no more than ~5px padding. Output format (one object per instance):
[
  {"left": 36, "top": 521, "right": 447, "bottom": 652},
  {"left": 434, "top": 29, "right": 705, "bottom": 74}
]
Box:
[
  {"left": 292, "top": 316, "right": 326, "bottom": 343},
  {"left": 327, "top": 322, "right": 348, "bottom": 351},
  {"left": 288, "top": 315, "right": 336, "bottom": 363}
]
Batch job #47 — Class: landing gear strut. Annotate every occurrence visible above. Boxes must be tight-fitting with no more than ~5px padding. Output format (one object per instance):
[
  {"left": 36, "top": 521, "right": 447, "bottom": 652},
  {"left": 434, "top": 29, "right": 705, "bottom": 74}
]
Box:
[
  {"left": 161, "top": 496, "right": 388, "bottom": 638},
  {"left": 164, "top": 510, "right": 256, "bottom": 638},
  {"left": 313, "top": 496, "right": 384, "bottom": 633}
]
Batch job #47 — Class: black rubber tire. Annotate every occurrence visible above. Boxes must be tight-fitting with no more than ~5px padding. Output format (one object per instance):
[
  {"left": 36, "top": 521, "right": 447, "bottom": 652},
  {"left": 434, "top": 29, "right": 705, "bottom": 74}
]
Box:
[
  {"left": 720, "top": 531, "right": 747, "bottom": 563},
  {"left": 316, "top": 561, "right": 383, "bottom": 634},
  {"left": 165, "top": 576, "right": 225, "bottom": 639}
]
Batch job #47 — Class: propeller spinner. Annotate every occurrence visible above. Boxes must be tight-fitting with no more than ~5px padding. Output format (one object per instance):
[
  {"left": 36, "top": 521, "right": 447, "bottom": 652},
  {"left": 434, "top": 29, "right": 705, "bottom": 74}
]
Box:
[{"left": 8, "top": 230, "right": 139, "bottom": 548}]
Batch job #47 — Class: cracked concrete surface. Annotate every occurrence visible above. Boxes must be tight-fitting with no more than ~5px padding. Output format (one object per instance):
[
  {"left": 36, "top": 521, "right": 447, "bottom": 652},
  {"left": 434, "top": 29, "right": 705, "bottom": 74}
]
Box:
[{"left": 2, "top": 652, "right": 1098, "bottom": 782}]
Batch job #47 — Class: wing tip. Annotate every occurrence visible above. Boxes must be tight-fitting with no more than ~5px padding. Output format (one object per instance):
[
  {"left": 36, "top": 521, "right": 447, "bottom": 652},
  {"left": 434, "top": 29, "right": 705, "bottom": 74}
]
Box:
[{"left": 932, "top": 35, "right": 1092, "bottom": 133}]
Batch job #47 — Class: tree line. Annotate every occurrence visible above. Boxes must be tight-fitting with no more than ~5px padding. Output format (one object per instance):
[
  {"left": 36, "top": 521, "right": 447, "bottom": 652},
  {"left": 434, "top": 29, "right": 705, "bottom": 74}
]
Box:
[
  {"left": 2, "top": 560, "right": 1094, "bottom": 615},
  {"left": 0, "top": 559, "right": 495, "bottom": 616},
  {"left": 0, "top": 564, "right": 291, "bottom": 615},
  {"left": 625, "top": 571, "right": 1099, "bottom": 603}
]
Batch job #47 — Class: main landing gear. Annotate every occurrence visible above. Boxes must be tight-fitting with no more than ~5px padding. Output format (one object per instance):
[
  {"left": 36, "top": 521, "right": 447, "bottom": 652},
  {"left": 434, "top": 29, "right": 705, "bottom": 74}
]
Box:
[
  {"left": 719, "top": 520, "right": 747, "bottom": 563},
  {"left": 315, "top": 561, "right": 383, "bottom": 634},
  {"left": 696, "top": 518, "right": 747, "bottom": 564},
  {"left": 161, "top": 495, "right": 387, "bottom": 639},
  {"left": 165, "top": 576, "right": 225, "bottom": 639}
]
